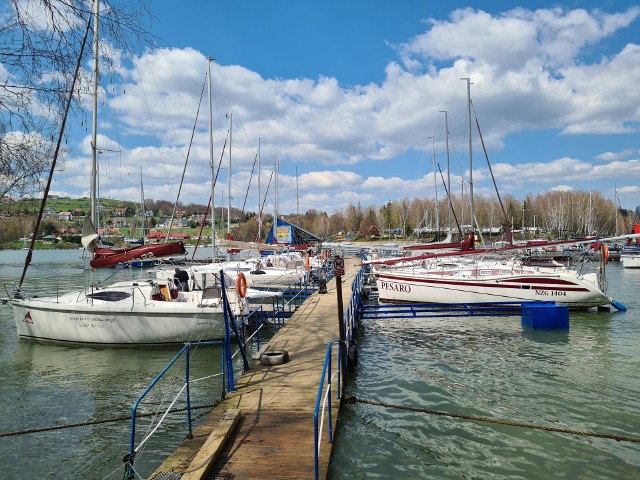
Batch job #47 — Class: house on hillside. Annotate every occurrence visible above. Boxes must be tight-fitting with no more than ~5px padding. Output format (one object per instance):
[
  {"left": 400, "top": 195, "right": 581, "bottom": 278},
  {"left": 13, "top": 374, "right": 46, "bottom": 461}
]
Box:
[
  {"left": 58, "top": 212, "right": 73, "bottom": 221},
  {"left": 43, "top": 207, "right": 57, "bottom": 218}
]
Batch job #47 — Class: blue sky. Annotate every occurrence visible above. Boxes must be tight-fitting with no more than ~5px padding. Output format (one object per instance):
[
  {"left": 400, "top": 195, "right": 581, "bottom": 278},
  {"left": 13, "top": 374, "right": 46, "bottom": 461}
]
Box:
[{"left": 34, "top": 0, "right": 640, "bottom": 213}]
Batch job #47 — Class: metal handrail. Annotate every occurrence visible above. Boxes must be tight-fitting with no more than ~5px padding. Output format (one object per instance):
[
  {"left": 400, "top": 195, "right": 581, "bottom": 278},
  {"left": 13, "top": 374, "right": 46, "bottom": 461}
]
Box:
[
  {"left": 313, "top": 339, "right": 342, "bottom": 480},
  {"left": 124, "top": 340, "right": 225, "bottom": 479}
]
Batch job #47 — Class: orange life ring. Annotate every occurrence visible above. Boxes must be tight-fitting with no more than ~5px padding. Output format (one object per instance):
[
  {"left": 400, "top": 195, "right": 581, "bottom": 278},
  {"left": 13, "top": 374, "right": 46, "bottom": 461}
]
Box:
[
  {"left": 603, "top": 245, "right": 609, "bottom": 265},
  {"left": 236, "top": 272, "right": 247, "bottom": 298}
]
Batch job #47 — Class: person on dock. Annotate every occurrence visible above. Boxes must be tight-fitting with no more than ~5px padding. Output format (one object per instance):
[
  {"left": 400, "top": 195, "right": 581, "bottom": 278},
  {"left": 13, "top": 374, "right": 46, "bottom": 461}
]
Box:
[{"left": 174, "top": 267, "right": 190, "bottom": 292}]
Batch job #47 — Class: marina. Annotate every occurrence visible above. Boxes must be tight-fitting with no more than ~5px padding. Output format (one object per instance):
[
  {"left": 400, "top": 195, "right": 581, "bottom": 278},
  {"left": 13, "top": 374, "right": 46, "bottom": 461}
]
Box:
[{"left": 1, "top": 248, "right": 640, "bottom": 478}]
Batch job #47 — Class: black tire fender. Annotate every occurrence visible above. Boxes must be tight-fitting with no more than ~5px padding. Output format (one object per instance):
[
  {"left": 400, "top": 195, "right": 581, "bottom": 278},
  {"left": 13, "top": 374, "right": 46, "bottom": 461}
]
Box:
[{"left": 260, "top": 350, "right": 290, "bottom": 366}]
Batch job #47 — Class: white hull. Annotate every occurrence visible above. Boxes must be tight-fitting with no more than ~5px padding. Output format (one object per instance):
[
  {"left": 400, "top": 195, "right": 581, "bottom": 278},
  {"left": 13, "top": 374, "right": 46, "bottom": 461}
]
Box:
[
  {"left": 621, "top": 254, "right": 640, "bottom": 268},
  {"left": 376, "top": 265, "right": 610, "bottom": 309},
  {"left": 10, "top": 280, "right": 232, "bottom": 345}
]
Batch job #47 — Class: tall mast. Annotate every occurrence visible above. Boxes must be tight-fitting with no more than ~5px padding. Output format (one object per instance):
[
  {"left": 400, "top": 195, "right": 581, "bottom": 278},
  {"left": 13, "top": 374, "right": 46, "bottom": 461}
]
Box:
[
  {"left": 296, "top": 165, "right": 299, "bottom": 227},
  {"left": 258, "top": 136, "right": 262, "bottom": 238},
  {"left": 462, "top": 77, "right": 475, "bottom": 234},
  {"left": 440, "top": 110, "right": 451, "bottom": 233},
  {"left": 208, "top": 57, "right": 216, "bottom": 261},
  {"left": 614, "top": 183, "right": 618, "bottom": 234},
  {"left": 90, "top": 0, "right": 99, "bottom": 227},
  {"left": 428, "top": 136, "right": 439, "bottom": 239},
  {"left": 140, "top": 166, "right": 145, "bottom": 244},
  {"left": 274, "top": 155, "right": 279, "bottom": 240},
  {"left": 226, "top": 112, "right": 232, "bottom": 235}
]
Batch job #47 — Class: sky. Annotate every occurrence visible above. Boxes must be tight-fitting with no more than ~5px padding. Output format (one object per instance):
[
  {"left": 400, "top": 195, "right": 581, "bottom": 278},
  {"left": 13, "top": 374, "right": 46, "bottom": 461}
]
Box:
[{"left": 33, "top": 0, "right": 640, "bottom": 214}]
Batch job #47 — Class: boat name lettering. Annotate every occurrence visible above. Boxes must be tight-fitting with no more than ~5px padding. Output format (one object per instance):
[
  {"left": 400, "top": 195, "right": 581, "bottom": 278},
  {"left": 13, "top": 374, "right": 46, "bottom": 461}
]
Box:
[
  {"left": 535, "top": 290, "right": 567, "bottom": 297},
  {"left": 70, "top": 315, "right": 117, "bottom": 323},
  {"left": 380, "top": 281, "right": 411, "bottom": 293}
]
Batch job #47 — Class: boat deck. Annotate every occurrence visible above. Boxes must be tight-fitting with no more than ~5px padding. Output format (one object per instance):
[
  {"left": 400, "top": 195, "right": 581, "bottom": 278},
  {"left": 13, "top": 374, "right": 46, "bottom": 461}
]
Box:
[{"left": 149, "top": 257, "right": 360, "bottom": 480}]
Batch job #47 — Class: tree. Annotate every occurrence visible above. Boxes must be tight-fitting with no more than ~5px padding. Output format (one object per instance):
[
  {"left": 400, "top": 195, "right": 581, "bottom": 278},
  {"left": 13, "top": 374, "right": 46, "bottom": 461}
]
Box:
[{"left": 1, "top": 0, "right": 153, "bottom": 198}]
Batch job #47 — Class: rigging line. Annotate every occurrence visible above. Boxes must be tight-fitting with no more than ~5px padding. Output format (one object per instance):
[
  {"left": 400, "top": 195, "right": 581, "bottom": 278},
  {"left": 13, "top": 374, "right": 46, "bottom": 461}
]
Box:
[
  {"left": 343, "top": 395, "right": 640, "bottom": 443},
  {"left": 165, "top": 76, "right": 207, "bottom": 242},
  {"left": 437, "top": 162, "right": 462, "bottom": 236},
  {"left": 240, "top": 150, "right": 259, "bottom": 216},
  {"left": 255, "top": 171, "right": 274, "bottom": 241},
  {"left": 19, "top": 8, "right": 93, "bottom": 287},
  {"left": 190, "top": 137, "right": 227, "bottom": 260},
  {"left": 471, "top": 99, "right": 513, "bottom": 245},
  {"left": 0, "top": 403, "right": 217, "bottom": 438},
  {"left": 133, "top": 63, "right": 175, "bottom": 204}
]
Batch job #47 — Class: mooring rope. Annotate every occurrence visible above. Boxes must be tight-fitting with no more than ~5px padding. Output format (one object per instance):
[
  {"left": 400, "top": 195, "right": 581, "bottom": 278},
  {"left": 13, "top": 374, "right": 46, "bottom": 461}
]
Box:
[
  {"left": 0, "top": 403, "right": 217, "bottom": 438},
  {"left": 343, "top": 395, "right": 640, "bottom": 443}
]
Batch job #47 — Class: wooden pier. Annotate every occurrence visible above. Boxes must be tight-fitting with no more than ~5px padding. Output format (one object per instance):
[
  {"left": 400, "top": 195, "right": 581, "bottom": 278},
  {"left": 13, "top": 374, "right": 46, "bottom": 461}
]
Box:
[{"left": 149, "top": 257, "right": 361, "bottom": 480}]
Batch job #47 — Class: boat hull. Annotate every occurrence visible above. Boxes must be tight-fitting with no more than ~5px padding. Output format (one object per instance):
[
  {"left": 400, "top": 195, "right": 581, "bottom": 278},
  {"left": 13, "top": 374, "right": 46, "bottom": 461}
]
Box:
[
  {"left": 10, "top": 282, "right": 229, "bottom": 345},
  {"left": 90, "top": 242, "right": 186, "bottom": 268},
  {"left": 376, "top": 270, "right": 610, "bottom": 309},
  {"left": 621, "top": 254, "right": 640, "bottom": 268}
]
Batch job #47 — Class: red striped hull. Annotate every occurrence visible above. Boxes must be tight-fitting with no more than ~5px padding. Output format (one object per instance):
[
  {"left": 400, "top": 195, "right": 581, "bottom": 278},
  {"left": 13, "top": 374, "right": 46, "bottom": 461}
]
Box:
[{"left": 90, "top": 242, "right": 186, "bottom": 268}]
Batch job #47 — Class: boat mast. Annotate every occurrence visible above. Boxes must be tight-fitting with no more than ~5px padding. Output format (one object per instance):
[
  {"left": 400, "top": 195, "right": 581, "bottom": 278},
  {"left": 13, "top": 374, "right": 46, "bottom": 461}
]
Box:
[
  {"left": 226, "top": 112, "right": 232, "bottom": 236},
  {"left": 274, "top": 155, "right": 279, "bottom": 242},
  {"left": 140, "top": 166, "right": 145, "bottom": 244},
  {"left": 428, "top": 136, "right": 439, "bottom": 239},
  {"left": 258, "top": 137, "right": 262, "bottom": 239},
  {"left": 208, "top": 57, "right": 216, "bottom": 261},
  {"left": 90, "top": 0, "right": 99, "bottom": 227},
  {"left": 440, "top": 110, "right": 451, "bottom": 234},
  {"left": 462, "top": 77, "right": 475, "bottom": 235}
]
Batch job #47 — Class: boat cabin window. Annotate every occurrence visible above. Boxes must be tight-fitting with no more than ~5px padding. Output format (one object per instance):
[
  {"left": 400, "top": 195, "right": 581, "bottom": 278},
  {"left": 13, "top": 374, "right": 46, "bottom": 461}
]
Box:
[{"left": 86, "top": 291, "right": 131, "bottom": 302}]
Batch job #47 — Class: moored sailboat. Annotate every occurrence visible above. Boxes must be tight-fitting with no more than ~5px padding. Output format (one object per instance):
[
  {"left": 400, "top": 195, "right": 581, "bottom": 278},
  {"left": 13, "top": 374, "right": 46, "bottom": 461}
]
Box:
[{"left": 7, "top": 2, "right": 250, "bottom": 345}]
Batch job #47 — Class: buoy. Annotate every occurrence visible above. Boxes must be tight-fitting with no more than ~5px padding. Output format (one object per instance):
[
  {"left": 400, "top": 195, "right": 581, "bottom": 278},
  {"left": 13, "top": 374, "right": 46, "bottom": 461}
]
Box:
[
  {"left": 236, "top": 272, "right": 247, "bottom": 298},
  {"left": 611, "top": 300, "right": 627, "bottom": 312}
]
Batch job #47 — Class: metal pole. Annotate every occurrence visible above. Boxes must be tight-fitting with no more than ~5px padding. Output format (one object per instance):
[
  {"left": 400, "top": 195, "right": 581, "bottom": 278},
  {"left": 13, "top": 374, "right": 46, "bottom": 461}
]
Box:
[
  {"left": 90, "top": 0, "right": 99, "bottom": 227},
  {"left": 428, "top": 136, "right": 439, "bottom": 239},
  {"left": 258, "top": 137, "right": 262, "bottom": 238},
  {"left": 440, "top": 110, "right": 451, "bottom": 234},
  {"left": 227, "top": 112, "right": 232, "bottom": 235},
  {"left": 208, "top": 57, "right": 216, "bottom": 261},
  {"left": 461, "top": 77, "right": 474, "bottom": 233}
]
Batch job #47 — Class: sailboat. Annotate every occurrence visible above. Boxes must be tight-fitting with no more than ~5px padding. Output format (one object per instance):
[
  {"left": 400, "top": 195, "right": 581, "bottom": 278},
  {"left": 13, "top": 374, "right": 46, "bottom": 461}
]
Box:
[
  {"left": 8, "top": 1, "right": 247, "bottom": 345},
  {"left": 371, "top": 80, "right": 623, "bottom": 310},
  {"left": 86, "top": 168, "right": 186, "bottom": 269}
]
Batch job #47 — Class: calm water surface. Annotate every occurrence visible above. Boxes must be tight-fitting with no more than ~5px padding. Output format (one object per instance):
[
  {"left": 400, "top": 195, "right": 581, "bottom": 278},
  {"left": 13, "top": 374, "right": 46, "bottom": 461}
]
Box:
[
  {"left": 1, "top": 250, "right": 639, "bottom": 479},
  {"left": 329, "top": 262, "right": 640, "bottom": 479},
  {"left": 0, "top": 249, "right": 228, "bottom": 479}
]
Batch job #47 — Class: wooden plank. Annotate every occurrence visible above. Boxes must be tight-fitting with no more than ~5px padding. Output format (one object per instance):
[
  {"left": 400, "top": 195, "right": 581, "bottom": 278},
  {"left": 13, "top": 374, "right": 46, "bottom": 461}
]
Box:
[
  {"left": 152, "top": 257, "right": 360, "bottom": 479},
  {"left": 180, "top": 409, "right": 240, "bottom": 480}
]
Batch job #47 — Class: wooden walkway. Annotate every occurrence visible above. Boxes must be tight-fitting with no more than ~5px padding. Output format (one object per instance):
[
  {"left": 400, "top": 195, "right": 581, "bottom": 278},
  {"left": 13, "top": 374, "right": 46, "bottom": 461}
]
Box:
[{"left": 149, "top": 257, "right": 361, "bottom": 480}]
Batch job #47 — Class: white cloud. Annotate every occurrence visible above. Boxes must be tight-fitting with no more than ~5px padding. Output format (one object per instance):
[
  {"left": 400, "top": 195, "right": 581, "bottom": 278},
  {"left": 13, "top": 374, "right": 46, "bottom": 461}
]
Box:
[
  {"left": 27, "top": 5, "right": 640, "bottom": 213},
  {"left": 595, "top": 149, "right": 639, "bottom": 161}
]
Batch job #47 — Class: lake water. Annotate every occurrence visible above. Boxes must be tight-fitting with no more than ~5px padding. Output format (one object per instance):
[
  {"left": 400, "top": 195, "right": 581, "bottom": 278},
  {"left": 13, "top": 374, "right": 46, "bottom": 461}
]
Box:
[
  {"left": 329, "top": 261, "right": 640, "bottom": 479},
  {"left": 1, "top": 249, "right": 639, "bottom": 479}
]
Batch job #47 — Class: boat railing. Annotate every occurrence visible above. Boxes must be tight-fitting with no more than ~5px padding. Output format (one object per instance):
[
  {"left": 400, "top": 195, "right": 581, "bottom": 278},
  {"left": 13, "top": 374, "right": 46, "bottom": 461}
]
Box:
[
  {"left": 313, "top": 339, "right": 342, "bottom": 480},
  {"left": 124, "top": 340, "right": 227, "bottom": 479}
]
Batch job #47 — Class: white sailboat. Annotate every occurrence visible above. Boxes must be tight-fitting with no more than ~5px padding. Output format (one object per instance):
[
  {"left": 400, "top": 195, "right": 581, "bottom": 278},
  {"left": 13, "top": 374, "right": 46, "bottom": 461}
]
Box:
[
  {"left": 8, "top": 2, "right": 250, "bottom": 345},
  {"left": 372, "top": 80, "right": 621, "bottom": 310}
]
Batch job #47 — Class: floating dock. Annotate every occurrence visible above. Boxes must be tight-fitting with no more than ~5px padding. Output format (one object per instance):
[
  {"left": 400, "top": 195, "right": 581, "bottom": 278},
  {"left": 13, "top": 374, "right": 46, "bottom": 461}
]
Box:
[{"left": 150, "top": 257, "right": 360, "bottom": 480}]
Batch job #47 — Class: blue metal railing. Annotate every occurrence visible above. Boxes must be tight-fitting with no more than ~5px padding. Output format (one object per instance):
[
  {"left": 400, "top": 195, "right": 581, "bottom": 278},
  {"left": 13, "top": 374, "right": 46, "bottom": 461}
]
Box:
[
  {"left": 313, "top": 339, "right": 342, "bottom": 480},
  {"left": 124, "top": 340, "right": 226, "bottom": 479},
  {"left": 313, "top": 264, "right": 367, "bottom": 479}
]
